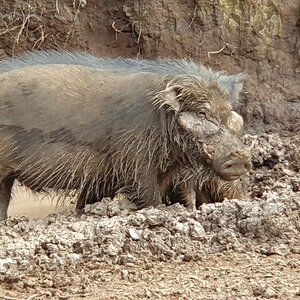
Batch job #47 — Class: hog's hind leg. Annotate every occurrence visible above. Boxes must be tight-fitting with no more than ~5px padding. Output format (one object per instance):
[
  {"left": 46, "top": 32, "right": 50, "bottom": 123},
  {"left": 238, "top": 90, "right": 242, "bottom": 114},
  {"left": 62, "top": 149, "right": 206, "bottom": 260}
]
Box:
[{"left": 0, "top": 169, "right": 15, "bottom": 221}]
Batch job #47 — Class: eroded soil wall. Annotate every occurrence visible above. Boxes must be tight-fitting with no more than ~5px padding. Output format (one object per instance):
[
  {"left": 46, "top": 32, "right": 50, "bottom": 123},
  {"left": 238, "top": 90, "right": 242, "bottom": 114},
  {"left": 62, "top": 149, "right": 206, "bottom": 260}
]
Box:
[{"left": 0, "top": 0, "right": 299, "bottom": 132}]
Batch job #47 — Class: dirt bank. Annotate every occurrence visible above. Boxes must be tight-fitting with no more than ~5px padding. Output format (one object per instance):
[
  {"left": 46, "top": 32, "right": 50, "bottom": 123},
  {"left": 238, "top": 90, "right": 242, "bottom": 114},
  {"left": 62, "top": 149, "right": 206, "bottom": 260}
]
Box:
[{"left": 0, "top": 0, "right": 299, "bottom": 133}]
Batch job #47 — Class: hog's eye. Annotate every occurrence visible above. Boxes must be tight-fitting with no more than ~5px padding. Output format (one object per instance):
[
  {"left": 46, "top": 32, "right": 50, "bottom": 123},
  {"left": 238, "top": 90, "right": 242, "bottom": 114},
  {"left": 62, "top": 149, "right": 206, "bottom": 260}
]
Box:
[
  {"left": 198, "top": 112, "right": 207, "bottom": 118},
  {"left": 178, "top": 112, "right": 220, "bottom": 139},
  {"left": 202, "top": 120, "right": 220, "bottom": 137}
]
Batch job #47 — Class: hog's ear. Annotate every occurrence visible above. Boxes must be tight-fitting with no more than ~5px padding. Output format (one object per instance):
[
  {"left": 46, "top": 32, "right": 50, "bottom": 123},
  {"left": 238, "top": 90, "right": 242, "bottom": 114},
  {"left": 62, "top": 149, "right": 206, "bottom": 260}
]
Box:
[
  {"left": 218, "top": 73, "right": 247, "bottom": 105},
  {"left": 160, "top": 85, "right": 182, "bottom": 112},
  {"left": 178, "top": 112, "right": 220, "bottom": 138},
  {"left": 231, "top": 73, "right": 247, "bottom": 100}
]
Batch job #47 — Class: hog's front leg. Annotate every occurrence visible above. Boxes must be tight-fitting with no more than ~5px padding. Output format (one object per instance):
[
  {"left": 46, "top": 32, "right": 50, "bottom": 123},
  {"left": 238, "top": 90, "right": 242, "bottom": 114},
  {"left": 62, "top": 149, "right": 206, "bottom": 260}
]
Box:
[{"left": 180, "top": 182, "right": 197, "bottom": 211}]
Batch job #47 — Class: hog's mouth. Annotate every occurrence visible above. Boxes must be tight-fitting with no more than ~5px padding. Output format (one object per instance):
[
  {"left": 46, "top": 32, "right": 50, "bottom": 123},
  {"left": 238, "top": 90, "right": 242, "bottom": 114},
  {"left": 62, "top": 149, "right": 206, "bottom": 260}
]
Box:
[
  {"left": 216, "top": 159, "right": 251, "bottom": 181},
  {"left": 221, "top": 174, "right": 242, "bottom": 181}
]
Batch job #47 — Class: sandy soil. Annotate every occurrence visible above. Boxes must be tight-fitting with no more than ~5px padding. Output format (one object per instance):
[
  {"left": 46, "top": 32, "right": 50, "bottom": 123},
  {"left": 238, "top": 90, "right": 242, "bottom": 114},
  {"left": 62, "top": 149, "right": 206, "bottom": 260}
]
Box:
[
  {"left": 1, "top": 252, "right": 299, "bottom": 300},
  {"left": 8, "top": 184, "right": 72, "bottom": 219}
]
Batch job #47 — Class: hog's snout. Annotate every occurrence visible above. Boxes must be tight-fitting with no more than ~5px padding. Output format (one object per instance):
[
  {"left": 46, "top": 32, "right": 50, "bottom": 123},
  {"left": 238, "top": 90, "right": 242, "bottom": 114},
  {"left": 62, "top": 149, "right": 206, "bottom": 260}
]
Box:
[{"left": 214, "top": 150, "right": 252, "bottom": 181}]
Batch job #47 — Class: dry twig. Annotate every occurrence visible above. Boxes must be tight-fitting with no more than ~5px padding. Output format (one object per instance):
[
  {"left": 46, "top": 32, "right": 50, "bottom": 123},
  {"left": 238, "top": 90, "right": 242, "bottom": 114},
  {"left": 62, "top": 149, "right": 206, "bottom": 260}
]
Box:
[
  {"left": 0, "top": 25, "right": 22, "bottom": 36},
  {"left": 111, "top": 21, "right": 130, "bottom": 40},
  {"left": 187, "top": 5, "right": 198, "bottom": 29},
  {"left": 55, "top": 0, "right": 60, "bottom": 15},
  {"left": 131, "top": 21, "right": 142, "bottom": 59},
  {"left": 51, "top": 34, "right": 62, "bottom": 50},
  {"left": 32, "top": 25, "right": 48, "bottom": 49},
  {"left": 64, "top": 0, "right": 85, "bottom": 48}
]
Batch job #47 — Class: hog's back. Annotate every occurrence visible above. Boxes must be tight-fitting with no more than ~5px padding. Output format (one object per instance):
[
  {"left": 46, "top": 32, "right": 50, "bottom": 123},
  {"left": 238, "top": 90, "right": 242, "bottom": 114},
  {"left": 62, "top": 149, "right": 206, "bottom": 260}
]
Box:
[{"left": 0, "top": 64, "right": 161, "bottom": 149}]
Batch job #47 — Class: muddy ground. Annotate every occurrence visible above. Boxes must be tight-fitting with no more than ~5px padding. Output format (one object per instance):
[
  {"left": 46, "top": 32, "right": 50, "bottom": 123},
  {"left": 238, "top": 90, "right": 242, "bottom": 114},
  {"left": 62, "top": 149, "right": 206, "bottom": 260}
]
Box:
[
  {"left": 0, "top": 133, "right": 299, "bottom": 299},
  {"left": 0, "top": 0, "right": 300, "bottom": 299}
]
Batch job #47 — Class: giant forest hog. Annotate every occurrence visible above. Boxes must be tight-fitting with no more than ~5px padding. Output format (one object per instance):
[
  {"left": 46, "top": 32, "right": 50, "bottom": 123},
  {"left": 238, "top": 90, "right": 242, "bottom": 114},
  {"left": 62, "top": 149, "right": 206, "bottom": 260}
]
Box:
[{"left": 0, "top": 51, "right": 251, "bottom": 220}]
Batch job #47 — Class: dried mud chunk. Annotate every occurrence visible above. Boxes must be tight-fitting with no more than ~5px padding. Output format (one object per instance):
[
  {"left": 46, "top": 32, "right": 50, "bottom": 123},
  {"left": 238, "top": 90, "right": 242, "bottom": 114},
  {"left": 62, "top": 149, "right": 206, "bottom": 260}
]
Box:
[
  {"left": 128, "top": 228, "right": 141, "bottom": 241},
  {"left": 83, "top": 198, "right": 111, "bottom": 216},
  {"left": 102, "top": 242, "right": 122, "bottom": 257},
  {"left": 264, "top": 287, "right": 278, "bottom": 298},
  {"left": 189, "top": 221, "right": 206, "bottom": 241},
  {"left": 291, "top": 179, "right": 300, "bottom": 192},
  {"left": 173, "top": 221, "right": 190, "bottom": 235},
  {"left": 238, "top": 216, "right": 262, "bottom": 236},
  {"left": 142, "top": 209, "right": 166, "bottom": 226},
  {"left": 118, "top": 254, "right": 136, "bottom": 265},
  {"left": 107, "top": 200, "right": 121, "bottom": 217},
  {"left": 0, "top": 258, "right": 17, "bottom": 274},
  {"left": 127, "top": 213, "right": 146, "bottom": 226},
  {"left": 211, "top": 229, "right": 241, "bottom": 251}
]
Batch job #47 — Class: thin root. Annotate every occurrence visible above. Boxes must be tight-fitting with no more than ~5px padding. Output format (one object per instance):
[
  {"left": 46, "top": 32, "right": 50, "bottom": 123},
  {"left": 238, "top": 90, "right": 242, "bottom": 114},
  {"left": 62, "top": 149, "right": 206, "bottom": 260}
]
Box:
[
  {"left": 187, "top": 5, "right": 198, "bottom": 29},
  {"left": 207, "top": 43, "right": 229, "bottom": 59},
  {"left": 32, "top": 25, "right": 48, "bottom": 49},
  {"left": 111, "top": 21, "right": 130, "bottom": 40},
  {"left": 55, "top": 0, "right": 60, "bottom": 15}
]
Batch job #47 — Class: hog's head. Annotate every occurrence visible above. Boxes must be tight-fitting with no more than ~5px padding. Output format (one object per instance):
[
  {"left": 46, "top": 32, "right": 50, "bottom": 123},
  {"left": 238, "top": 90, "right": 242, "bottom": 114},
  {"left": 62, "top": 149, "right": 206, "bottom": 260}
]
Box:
[{"left": 155, "top": 74, "right": 251, "bottom": 180}]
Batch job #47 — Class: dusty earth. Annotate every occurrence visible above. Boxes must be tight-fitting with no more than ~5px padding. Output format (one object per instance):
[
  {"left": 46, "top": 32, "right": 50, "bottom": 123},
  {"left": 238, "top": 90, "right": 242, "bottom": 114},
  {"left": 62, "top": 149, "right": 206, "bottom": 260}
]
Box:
[{"left": 0, "top": 0, "right": 300, "bottom": 299}]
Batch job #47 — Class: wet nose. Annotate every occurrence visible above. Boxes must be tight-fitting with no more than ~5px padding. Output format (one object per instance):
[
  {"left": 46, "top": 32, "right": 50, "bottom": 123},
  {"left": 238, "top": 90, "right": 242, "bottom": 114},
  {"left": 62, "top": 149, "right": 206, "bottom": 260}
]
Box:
[{"left": 219, "top": 156, "right": 252, "bottom": 181}]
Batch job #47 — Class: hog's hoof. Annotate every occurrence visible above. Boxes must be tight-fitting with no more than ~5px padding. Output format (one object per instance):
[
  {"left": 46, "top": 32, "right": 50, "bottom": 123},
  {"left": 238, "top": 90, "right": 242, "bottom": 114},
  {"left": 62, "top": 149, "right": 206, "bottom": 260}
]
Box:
[
  {"left": 75, "top": 208, "right": 85, "bottom": 216},
  {"left": 0, "top": 212, "right": 8, "bottom": 222},
  {"left": 186, "top": 205, "right": 197, "bottom": 212}
]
